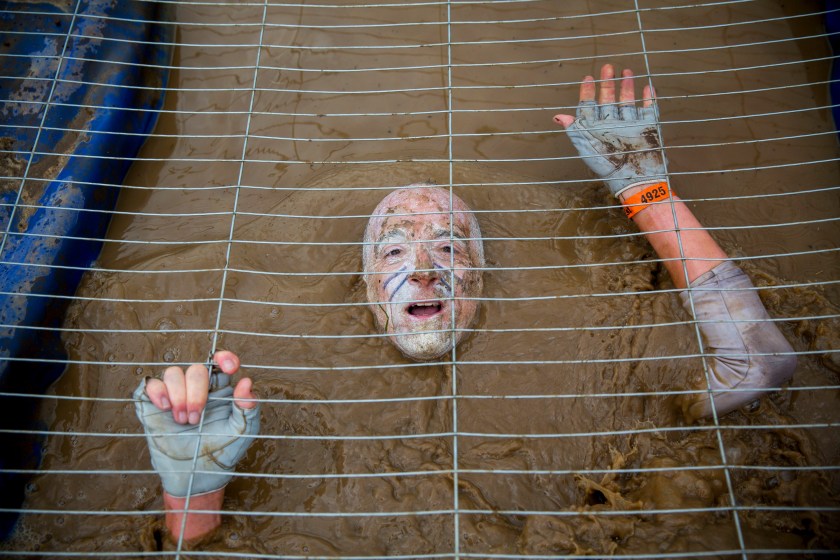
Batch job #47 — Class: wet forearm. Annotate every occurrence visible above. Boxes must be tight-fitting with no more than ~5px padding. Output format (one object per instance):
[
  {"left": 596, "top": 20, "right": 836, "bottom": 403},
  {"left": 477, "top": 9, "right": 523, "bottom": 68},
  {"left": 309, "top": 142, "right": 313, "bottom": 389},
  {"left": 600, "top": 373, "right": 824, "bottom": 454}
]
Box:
[
  {"left": 163, "top": 489, "right": 224, "bottom": 542},
  {"left": 621, "top": 189, "right": 726, "bottom": 289}
]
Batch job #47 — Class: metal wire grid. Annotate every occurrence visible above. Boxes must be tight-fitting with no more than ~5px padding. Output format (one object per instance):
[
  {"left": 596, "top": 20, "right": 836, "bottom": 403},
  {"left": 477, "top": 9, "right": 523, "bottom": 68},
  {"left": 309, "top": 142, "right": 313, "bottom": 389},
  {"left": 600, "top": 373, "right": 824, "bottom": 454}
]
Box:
[{"left": 1, "top": 0, "right": 839, "bottom": 557}]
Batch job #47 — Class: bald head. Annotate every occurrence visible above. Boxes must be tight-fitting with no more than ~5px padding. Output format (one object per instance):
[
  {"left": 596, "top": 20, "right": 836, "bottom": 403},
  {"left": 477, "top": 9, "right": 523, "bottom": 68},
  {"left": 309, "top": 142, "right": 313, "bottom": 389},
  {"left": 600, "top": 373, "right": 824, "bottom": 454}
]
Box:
[
  {"left": 362, "top": 185, "right": 484, "bottom": 360},
  {"left": 363, "top": 185, "right": 484, "bottom": 271}
]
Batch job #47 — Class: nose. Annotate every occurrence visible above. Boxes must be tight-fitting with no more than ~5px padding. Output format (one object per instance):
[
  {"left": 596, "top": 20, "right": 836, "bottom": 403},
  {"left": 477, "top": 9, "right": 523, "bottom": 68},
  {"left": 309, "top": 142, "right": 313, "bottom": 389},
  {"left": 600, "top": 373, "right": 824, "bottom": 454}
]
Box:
[{"left": 408, "top": 245, "right": 440, "bottom": 288}]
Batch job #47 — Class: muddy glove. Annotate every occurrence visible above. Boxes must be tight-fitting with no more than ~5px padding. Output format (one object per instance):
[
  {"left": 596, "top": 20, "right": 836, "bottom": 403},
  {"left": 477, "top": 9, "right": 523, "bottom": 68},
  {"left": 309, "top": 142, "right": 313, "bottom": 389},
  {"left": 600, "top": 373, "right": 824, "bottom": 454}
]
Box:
[
  {"left": 134, "top": 370, "right": 260, "bottom": 497},
  {"left": 565, "top": 98, "right": 667, "bottom": 198},
  {"left": 680, "top": 261, "right": 797, "bottom": 420}
]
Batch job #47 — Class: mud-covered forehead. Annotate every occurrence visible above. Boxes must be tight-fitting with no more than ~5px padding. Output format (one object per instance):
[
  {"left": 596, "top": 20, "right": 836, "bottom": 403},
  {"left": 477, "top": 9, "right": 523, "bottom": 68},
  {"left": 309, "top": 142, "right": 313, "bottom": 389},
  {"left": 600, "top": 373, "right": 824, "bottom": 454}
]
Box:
[{"left": 363, "top": 186, "right": 484, "bottom": 269}]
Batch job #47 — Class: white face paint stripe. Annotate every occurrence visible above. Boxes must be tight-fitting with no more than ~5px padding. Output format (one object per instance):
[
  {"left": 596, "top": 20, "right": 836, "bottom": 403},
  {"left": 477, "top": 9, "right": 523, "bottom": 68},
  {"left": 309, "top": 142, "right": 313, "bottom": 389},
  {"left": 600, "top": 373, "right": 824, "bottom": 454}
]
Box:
[
  {"left": 433, "top": 263, "right": 452, "bottom": 292},
  {"left": 387, "top": 269, "right": 411, "bottom": 302},
  {"left": 382, "top": 265, "right": 407, "bottom": 292}
]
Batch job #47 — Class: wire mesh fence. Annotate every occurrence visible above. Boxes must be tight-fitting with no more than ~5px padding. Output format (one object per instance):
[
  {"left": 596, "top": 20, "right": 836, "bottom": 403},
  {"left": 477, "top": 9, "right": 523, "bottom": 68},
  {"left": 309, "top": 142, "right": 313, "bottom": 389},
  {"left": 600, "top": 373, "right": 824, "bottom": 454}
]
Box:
[{"left": 1, "top": 0, "right": 839, "bottom": 558}]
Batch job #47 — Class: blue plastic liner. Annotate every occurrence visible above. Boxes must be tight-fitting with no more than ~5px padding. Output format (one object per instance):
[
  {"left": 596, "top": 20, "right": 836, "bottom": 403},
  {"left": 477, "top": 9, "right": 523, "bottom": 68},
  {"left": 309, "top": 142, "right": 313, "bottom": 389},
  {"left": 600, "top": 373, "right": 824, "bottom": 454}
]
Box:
[
  {"left": 0, "top": 0, "right": 172, "bottom": 537},
  {"left": 828, "top": 1, "right": 840, "bottom": 139}
]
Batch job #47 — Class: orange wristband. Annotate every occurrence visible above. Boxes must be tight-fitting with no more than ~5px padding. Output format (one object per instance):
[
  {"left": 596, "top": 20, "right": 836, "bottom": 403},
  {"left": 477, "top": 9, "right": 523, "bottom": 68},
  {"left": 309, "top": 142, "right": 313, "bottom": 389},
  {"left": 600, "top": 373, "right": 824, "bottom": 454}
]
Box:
[{"left": 621, "top": 182, "right": 671, "bottom": 219}]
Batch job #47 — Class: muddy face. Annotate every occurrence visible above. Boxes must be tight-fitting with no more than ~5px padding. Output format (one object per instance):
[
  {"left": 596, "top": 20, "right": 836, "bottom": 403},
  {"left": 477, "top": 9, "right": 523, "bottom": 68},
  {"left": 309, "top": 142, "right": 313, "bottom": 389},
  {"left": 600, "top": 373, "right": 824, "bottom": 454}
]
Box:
[{"left": 362, "top": 186, "right": 484, "bottom": 360}]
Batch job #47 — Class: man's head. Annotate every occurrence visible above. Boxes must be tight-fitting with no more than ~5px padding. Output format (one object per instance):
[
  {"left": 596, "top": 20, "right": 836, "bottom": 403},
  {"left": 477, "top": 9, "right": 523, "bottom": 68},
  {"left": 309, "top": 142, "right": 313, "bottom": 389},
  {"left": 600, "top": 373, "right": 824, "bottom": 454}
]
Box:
[{"left": 362, "top": 185, "right": 484, "bottom": 360}]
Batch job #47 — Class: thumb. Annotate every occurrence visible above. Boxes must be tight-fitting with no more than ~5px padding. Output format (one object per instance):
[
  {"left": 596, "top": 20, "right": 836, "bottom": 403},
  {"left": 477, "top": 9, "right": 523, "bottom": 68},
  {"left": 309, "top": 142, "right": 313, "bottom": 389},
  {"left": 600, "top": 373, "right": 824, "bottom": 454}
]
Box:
[
  {"left": 233, "top": 377, "right": 257, "bottom": 410},
  {"left": 553, "top": 113, "right": 575, "bottom": 128}
]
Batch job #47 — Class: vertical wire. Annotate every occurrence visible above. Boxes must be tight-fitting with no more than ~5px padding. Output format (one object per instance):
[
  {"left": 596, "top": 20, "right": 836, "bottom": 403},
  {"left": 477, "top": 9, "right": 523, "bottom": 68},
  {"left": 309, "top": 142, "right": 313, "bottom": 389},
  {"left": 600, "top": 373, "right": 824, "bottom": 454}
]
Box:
[
  {"left": 174, "top": 0, "right": 270, "bottom": 556},
  {"left": 0, "top": 0, "right": 82, "bottom": 259},
  {"left": 445, "top": 0, "right": 461, "bottom": 557},
  {"left": 632, "top": 2, "right": 748, "bottom": 557}
]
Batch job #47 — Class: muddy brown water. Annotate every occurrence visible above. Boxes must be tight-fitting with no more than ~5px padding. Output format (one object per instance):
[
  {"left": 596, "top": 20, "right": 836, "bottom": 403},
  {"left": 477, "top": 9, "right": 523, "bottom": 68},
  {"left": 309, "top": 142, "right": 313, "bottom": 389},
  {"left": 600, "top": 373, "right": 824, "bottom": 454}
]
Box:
[{"left": 2, "top": 0, "right": 839, "bottom": 557}]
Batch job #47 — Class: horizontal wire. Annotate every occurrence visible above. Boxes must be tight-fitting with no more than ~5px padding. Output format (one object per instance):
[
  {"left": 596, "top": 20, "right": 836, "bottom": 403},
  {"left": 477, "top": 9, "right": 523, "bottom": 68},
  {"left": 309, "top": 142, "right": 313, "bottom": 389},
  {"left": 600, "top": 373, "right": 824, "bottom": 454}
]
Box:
[
  {"left": 4, "top": 145, "right": 838, "bottom": 168},
  {"left": 0, "top": 551, "right": 838, "bottom": 560},
  {"left": 466, "top": 552, "right": 840, "bottom": 560},
  {"left": 2, "top": 6, "right": 832, "bottom": 53},
  {"left": 3, "top": 417, "right": 840, "bottom": 443},
  {"left": 3, "top": 174, "right": 839, "bottom": 207},
  {"left": 4, "top": 311, "right": 835, "bottom": 341},
  {"left": 5, "top": 49, "right": 837, "bottom": 98},
  {"left": 3, "top": 0, "right": 759, "bottom": 30},
  {"left": 0, "top": 200, "right": 231, "bottom": 218},
  {"left": 0, "top": 550, "right": 837, "bottom": 560},
  {"left": 6, "top": 113, "right": 840, "bottom": 148},
  {"left": 0, "top": 552, "right": 449, "bottom": 560},
  {"left": 3, "top": 381, "right": 838, "bottom": 409},
  {"left": 229, "top": 208, "right": 840, "bottom": 233},
  {"left": 0, "top": 25, "right": 637, "bottom": 51},
  {"left": 4, "top": 76, "right": 837, "bottom": 120},
  {"left": 1, "top": 348, "right": 833, "bottom": 373},
  {"left": 132, "top": 0, "right": 751, "bottom": 7},
  {"left": 2, "top": 503, "right": 838, "bottom": 519},
  {"left": 4, "top": 462, "right": 839, "bottom": 481},
  {"left": 0, "top": 389, "right": 835, "bottom": 412},
  {"left": 178, "top": 211, "right": 840, "bottom": 232}
]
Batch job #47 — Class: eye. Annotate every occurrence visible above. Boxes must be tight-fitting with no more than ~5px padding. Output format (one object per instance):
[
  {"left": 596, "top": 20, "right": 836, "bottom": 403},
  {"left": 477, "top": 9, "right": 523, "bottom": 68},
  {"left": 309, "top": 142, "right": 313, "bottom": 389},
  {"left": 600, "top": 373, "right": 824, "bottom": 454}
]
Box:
[
  {"left": 441, "top": 245, "right": 452, "bottom": 253},
  {"left": 386, "top": 248, "right": 402, "bottom": 257}
]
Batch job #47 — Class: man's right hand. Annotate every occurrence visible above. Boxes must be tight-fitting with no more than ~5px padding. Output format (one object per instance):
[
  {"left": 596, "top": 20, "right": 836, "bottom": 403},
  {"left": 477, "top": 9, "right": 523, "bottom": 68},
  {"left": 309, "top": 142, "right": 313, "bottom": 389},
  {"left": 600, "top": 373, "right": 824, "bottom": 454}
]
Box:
[
  {"left": 134, "top": 350, "right": 260, "bottom": 498},
  {"left": 553, "top": 64, "right": 668, "bottom": 199}
]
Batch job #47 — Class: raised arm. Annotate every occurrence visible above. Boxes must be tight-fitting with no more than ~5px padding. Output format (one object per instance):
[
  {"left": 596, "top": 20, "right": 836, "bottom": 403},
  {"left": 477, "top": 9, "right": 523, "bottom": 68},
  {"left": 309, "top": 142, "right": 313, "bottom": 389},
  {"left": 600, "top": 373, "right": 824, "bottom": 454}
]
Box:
[
  {"left": 134, "top": 350, "right": 259, "bottom": 542},
  {"left": 554, "top": 64, "right": 796, "bottom": 420}
]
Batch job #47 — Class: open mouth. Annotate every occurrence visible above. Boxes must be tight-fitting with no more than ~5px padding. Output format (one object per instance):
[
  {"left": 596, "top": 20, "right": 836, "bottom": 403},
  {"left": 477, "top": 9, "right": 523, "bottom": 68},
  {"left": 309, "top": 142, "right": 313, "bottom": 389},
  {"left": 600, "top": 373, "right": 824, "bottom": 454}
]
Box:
[{"left": 406, "top": 301, "right": 443, "bottom": 318}]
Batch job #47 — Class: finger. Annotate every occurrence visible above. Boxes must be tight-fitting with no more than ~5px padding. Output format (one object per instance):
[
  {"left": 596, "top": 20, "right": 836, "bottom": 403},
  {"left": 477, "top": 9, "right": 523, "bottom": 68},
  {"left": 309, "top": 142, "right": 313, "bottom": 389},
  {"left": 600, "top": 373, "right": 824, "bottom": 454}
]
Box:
[
  {"left": 619, "top": 68, "right": 635, "bottom": 104},
  {"left": 144, "top": 378, "right": 172, "bottom": 411},
  {"left": 213, "top": 350, "right": 240, "bottom": 375},
  {"left": 577, "top": 75, "right": 596, "bottom": 121},
  {"left": 598, "top": 64, "right": 616, "bottom": 106},
  {"left": 619, "top": 69, "right": 638, "bottom": 120},
  {"left": 233, "top": 377, "right": 257, "bottom": 410},
  {"left": 580, "top": 74, "right": 595, "bottom": 103},
  {"left": 185, "top": 364, "right": 210, "bottom": 425},
  {"left": 642, "top": 84, "right": 655, "bottom": 108},
  {"left": 598, "top": 65, "right": 618, "bottom": 120},
  {"left": 162, "top": 366, "right": 188, "bottom": 424},
  {"left": 552, "top": 114, "right": 575, "bottom": 128},
  {"left": 640, "top": 84, "right": 659, "bottom": 121}
]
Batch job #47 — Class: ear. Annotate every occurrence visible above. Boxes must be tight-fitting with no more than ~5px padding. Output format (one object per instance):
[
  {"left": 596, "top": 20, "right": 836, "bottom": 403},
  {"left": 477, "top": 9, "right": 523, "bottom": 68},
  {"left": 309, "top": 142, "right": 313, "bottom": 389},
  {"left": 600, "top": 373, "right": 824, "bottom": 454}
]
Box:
[{"left": 361, "top": 259, "right": 372, "bottom": 287}]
